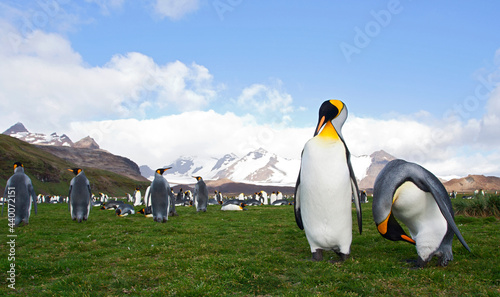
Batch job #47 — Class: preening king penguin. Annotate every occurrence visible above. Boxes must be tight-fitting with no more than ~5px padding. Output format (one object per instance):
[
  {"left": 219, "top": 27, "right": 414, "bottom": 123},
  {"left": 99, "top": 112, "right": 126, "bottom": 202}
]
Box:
[
  {"left": 193, "top": 176, "right": 208, "bottom": 212},
  {"left": 294, "top": 100, "right": 362, "bottom": 262},
  {"left": 145, "top": 168, "right": 172, "bottom": 223},
  {"left": 2, "top": 162, "right": 37, "bottom": 226},
  {"left": 115, "top": 203, "right": 135, "bottom": 217},
  {"left": 68, "top": 168, "right": 92, "bottom": 223},
  {"left": 372, "top": 159, "right": 471, "bottom": 267}
]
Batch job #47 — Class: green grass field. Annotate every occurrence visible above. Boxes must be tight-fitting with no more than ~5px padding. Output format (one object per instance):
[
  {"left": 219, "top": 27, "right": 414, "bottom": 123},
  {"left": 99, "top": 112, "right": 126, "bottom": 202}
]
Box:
[{"left": 1, "top": 200, "right": 498, "bottom": 296}]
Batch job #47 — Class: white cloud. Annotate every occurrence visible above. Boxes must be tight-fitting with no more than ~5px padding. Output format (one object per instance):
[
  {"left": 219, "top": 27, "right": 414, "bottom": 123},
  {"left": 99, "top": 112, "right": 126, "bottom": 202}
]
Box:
[
  {"left": 0, "top": 25, "right": 217, "bottom": 133},
  {"left": 237, "top": 80, "right": 294, "bottom": 125},
  {"left": 153, "top": 0, "right": 200, "bottom": 20},
  {"left": 69, "top": 110, "right": 311, "bottom": 169}
]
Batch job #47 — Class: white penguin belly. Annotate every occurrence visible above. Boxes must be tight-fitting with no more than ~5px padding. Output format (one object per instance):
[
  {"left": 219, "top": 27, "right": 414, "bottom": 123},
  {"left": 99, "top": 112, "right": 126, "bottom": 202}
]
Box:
[
  {"left": 392, "top": 181, "right": 448, "bottom": 261},
  {"left": 299, "top": 138, "right": 352, "bottom": 254},
  {"left": 221, "top": 204, "right": 242, "bottom": 211}
]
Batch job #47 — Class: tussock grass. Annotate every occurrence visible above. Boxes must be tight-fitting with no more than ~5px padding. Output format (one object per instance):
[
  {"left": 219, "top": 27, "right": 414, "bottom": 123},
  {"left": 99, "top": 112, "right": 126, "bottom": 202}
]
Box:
[
  {"left": 0, "top": 201, "right": 498, "bottom": 296},
  {"left": 455, "top": 195, "right": 500, "bottom": 218}
]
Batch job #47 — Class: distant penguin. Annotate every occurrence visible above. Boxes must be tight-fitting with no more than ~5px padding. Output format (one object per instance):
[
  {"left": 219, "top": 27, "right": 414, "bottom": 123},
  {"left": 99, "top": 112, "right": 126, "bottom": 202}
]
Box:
[
  {"left": 360, "top": 190, "right": 368, "bottom": 203},
  {"left": 245, "top": 199, "right": 262, "bottom": 206},
  {"left": 270, "top": 192, "right": 277, "bottom": 204},
  {"left": 294, "top": 100, "right": 362, "bottom": 262},
  {"left": 238, "top": 193, "right": 245, "bottom": 200},
  {"left": 259, "top": 191, "right": 268, "bottom": 205},
  {"left": 143, "top": 186, "right": 151, "bottom": 207},
  {"left": 221, "top": 199, "right": 242, "bottom": 206},
  {"left": 139, "top": 205, "right": 153, "bottom": 217},
  {"left": 193, "top": 176, "right": 208, "bottom": 212},
  {"left": 221, "top": 203, "right": 247, "bottom": 211},
  {"left": 145, "top": 168, "right": 171, "bottom": 223},
  {"left": 169, "top": 188, "right": 178, "bottom": 216},
  {"left": 133, "top": 188, "right": 142, "bottom": 206},
  {"left": 2, "top": 162, "right": 37, "bottom": 226},
  {"left": 208, "top": 198, "right": 219, "bottom": 205},
  {"left": 277, "top": 191, "right": 283, "bottom": 200},
  {"left": 272, "top": 199, "right": 290, "bottom": 206},
  {"left": 68, "top": 168, "right": 92, "bottom": 223},
  {"left": 126, "top": 193, "right": 133, "bottom": 203},
  {"left": 216, "top": 191, "right": 223, "bottom": 203},
  {"left": 176, "top": 188, "right": 185, "bottom": 205},
  {"left": 372, "top": 159, "right": 471, "bottom": 267},
  {"left": 100, "top": 200, "right": 124, "bottom": 210},
  {"left": 184, "top": 190, "right": 193, "bottom": 205},
  {"left": 116, "top": 203, "right": 135, "bottom": 217}
]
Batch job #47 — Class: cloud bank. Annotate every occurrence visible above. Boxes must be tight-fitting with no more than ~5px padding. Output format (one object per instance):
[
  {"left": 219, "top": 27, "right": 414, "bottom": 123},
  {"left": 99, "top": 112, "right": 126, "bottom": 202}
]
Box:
[{"left": 0, "top": 10, "right": 499, "bottom": 179}]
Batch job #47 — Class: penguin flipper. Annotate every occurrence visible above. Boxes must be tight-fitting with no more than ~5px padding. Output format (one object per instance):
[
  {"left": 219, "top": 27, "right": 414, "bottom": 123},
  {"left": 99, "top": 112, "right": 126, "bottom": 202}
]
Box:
[
  {"left": 416, "top": 174, "right": 471, "bottom": 252},
  {"left": 29, "top": 183, "right": 37, "bottom": 215},
  {"left": 68, "top": 185, "right": 72, "bottom": 211},
  {"left": 347, "top": 156, "right": 362, "bottom": 234},
  {"left": 1, "top": 183, "right": 8, "bottom": 216},
  {"left": 294, "top": 170, "right": 304, "bottom": 230}
]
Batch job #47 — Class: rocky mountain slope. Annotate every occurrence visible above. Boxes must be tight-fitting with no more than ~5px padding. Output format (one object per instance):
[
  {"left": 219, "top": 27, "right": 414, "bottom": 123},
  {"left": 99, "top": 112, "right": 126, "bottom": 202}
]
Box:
[
  {"left": 443, "top": 175, "right": 500, "bottom": 193},
  {"left": 36, "top": 145, "right": 147, "bottom": 182},
  {"left": 0, "top": 135, "right": 149, "bottom": 196},
  {"left": 3, "top": 123, "right": 146, "bottom": 182}
]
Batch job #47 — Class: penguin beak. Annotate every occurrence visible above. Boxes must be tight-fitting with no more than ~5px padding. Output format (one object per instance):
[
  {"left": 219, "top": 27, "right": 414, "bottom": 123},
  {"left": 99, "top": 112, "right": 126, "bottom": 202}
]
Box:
[{"left": 315, "top": 116, "right": 326, "bottom": 136}]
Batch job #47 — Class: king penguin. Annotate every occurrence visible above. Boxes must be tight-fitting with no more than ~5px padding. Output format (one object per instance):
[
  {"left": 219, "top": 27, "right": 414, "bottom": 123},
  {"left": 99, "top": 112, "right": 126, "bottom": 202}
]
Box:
[
  {"left": 68, "top": 168, "right": 92, "bottom": 223},
  {"left": 294, "top": 100, "right": 362, "bottom": 262},
  {"left": 193, "top": 176, "right": 208, "bottom": 212},
  {"left": 115, "top": 203, "right": 135, "bottom": 217},
  {"left": 145, "top": 168, "right": 171, "bottom": 223},
  {"left": 2, "top": 162, "right": 37, "bottom": 226},
  {"left": 372, "top": 159, "right": 471, "bottom": 267}
]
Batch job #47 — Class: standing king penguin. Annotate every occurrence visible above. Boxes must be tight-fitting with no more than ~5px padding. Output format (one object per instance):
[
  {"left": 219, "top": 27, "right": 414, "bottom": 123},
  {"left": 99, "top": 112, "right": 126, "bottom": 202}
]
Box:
[
  {"left": 68, "top": 168, "right": 92, "bottom": 223},
  {"left": 193, "top": 176, "right": 208, "bottom": 212},
  {"left": 372, "top": 159, "right": 470, "bottom": 267},
  {"left": 2, "top": 162, "right": 37, "bottom": 226},
  {"left": 146, "top": 168, "right": 171, "bottom": 223},
  {"left": 294, "top": 100, "right": 362, "bottom": 262}
]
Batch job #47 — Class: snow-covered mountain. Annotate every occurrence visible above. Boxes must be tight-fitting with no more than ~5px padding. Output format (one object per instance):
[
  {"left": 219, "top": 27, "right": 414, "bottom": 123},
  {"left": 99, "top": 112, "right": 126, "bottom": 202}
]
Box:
[
  {"left": 3, "top": 122, "right": 98, "bottom": 149},
  {"left": 140, "top": 147, "right": 392, "bottom": 189},
  {"left": 3, "top": 122, "right": 74, "bottom": 147},
  {"left": 141, "top": 148, "right": 300, "bottom": 186}
]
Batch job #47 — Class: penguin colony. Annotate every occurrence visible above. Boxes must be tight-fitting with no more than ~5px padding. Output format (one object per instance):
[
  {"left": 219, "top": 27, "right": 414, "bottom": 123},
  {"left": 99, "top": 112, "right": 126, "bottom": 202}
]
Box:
[{"left": 1, "top": 99, "right": 473, "bottom": 268}]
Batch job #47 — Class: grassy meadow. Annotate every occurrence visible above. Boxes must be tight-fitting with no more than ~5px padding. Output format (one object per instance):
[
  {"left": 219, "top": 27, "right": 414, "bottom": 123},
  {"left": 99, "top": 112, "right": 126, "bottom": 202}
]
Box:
[{"left": 0, "top": 199, "right": 498, "bottom": 296}]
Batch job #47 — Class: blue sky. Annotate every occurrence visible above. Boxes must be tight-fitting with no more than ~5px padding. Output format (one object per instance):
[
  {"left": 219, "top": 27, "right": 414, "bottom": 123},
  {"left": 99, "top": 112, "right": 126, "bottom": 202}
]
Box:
[{"left": 1, "top": 0, "right": 499, "bottom": 177}]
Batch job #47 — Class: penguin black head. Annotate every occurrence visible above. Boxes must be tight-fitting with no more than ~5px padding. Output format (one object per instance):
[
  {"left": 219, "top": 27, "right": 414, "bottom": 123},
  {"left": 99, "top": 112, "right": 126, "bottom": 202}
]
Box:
[
  {"left": 115, "top": 208, "right": 122, "bottom": 216},
  {"left": 377, "top": 213, "right": 416, "bottom": 245},
  {"left": 314, "top": 100, "right": 346, "bottom": 137},
  {"left": 156, "top": 167, "right": 172, "bottom": 175},
  {"left": 193, "top": 176, "right": 202, "bottom": 181},
  {"left": 68, "top": 168, "right": 82, "bottom": 175},
  {"left": 139, "top": 208, "right": 145, "bottom": 214},
  {"left": 13, "top": 162, "right": 24, "bottom": 169}
]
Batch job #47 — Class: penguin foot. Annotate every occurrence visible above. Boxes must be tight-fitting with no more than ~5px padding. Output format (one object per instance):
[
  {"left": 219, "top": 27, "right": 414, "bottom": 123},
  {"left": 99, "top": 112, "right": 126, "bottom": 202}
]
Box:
[
  {"left": 311, "top": 249, "right": 323, "bottom": 261},
  {"left": 437, "top": 256, "right": 450, "bottom": 267},
  {"left": 416, "top": 257, "right": 428, "bottom": 268},
  {"left": 330, "top": 252, "right": 349, "bottom": 263}
]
